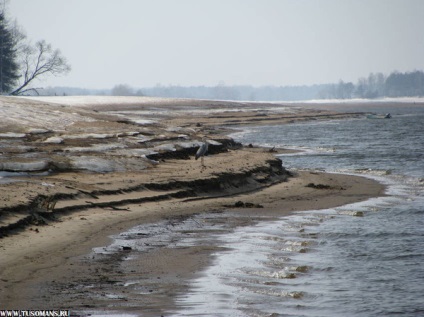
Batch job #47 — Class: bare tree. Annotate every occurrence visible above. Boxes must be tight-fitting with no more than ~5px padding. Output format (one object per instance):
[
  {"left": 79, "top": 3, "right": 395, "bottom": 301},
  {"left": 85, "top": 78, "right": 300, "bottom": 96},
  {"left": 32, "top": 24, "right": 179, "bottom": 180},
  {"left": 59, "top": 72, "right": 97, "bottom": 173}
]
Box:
[
  {"left": 10, "top": 40, "right": 71, "bottom": 95},
  {"left": 111, "top": 84, "right": 135, "bottom": 96}
]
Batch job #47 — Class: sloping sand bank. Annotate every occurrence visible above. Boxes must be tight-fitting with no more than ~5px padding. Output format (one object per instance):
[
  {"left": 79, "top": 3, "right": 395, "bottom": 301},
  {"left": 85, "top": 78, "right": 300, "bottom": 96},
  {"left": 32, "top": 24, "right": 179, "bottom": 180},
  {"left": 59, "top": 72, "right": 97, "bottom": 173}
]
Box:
[{"left": 0, "top": 96, "right": 384, "bottom": 313}]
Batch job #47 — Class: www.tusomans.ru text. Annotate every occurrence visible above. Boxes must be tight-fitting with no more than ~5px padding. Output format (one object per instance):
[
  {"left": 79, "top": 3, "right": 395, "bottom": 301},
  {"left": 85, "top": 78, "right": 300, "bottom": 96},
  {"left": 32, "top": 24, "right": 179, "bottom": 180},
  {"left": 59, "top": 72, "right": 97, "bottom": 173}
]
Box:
[{"left": 0, "top": 311, "right": 70, "bottom": 317}]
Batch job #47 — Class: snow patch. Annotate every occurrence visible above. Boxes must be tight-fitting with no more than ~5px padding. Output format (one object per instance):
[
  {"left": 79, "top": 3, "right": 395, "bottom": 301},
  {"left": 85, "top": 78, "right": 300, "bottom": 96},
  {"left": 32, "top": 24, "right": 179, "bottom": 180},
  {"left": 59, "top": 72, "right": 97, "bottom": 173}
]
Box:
[
  {"left": 0, "top": 97, "right": 96, "bottom": 131},
  {"left": 65, "top": 143, "right": 126, "bottom": 153},
  {"left": 27, "top": 128, "right": 52, "bottom": 134},
  {"left": 63, "top": 133, "right": 115, "bottom": 139},
  {"left": 0, "top": 132, "right": 26, "bottom": 138},
  {"left": 0, "top": 160, "right": 50, "bottom": 172},
  {"left": 153, "top": 144, "right": 176, "bottom": 152},
  {"left": 43, "top": 137, "right": 64, "bottom": 144}
]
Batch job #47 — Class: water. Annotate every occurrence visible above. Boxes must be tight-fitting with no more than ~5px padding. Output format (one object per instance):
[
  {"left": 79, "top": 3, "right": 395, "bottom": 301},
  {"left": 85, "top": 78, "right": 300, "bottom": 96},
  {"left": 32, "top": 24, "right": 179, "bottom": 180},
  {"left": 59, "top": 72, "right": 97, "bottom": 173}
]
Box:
[{"left": 171, "top": 104, "right": 424, "bottom": 316}]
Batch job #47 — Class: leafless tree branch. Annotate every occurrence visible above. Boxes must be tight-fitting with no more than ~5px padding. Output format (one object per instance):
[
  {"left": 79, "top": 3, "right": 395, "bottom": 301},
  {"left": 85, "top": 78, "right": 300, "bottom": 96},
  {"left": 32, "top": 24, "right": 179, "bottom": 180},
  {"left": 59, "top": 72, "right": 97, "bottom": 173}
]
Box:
[{"left": 10, "top": 40, "right": 71, "bottom": 95}]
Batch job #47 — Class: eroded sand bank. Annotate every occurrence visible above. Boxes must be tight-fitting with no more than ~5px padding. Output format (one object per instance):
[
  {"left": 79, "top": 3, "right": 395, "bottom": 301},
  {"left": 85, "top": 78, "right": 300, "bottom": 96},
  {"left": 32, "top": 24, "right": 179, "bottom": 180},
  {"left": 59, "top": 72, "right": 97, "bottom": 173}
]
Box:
[{"left": 0, "top": 96, "right": 384, "bottom": 313}]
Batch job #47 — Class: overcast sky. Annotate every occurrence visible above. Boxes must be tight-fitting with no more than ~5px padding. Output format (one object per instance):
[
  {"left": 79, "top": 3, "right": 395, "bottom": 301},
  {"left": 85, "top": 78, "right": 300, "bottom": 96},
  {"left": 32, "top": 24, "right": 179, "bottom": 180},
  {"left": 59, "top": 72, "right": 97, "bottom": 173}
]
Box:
[{"left": 8, "top": 0, "right": 424, "bottom": 89}]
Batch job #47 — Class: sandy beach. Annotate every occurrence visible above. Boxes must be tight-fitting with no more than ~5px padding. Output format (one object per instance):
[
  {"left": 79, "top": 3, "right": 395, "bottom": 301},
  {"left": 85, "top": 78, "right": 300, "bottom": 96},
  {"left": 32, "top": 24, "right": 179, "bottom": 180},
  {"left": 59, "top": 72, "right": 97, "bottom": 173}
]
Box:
[{"left": 0, "top": 96, "right": 384, "bottom": 313}]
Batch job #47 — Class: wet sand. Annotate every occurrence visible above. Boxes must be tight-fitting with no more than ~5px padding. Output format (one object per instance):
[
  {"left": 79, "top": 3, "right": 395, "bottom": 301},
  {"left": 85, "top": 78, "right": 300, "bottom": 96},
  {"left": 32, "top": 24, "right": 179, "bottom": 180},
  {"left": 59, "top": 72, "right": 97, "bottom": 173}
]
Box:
[{"left": 0, "top": 96, "right": 384, "bottom": 313}]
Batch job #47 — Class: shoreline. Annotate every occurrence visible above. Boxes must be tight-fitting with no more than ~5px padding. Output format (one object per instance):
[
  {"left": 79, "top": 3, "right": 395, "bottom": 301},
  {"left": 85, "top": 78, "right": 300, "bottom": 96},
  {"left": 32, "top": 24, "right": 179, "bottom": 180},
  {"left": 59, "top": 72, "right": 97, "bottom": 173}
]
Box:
[
  {"left": 0, "top": 96, "right": 385, "bottom": 312},
  {"left": 0, "top": 169, "right": 384, "bottom": 311}
]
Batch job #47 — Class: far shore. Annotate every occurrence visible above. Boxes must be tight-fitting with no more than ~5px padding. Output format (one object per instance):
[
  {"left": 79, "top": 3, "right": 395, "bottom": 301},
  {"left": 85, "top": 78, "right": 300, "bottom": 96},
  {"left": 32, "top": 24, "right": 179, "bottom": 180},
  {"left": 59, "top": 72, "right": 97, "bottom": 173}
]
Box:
[{"left": 0, "top": 96, "right": 385, "bottom": 313}]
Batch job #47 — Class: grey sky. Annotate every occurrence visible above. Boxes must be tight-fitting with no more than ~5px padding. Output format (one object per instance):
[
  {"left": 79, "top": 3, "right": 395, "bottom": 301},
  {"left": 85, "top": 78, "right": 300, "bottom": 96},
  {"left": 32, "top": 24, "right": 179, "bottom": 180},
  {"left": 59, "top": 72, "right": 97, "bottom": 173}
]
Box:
[{"left": 8, "top": 0, "right": 424, "bottom": 89}]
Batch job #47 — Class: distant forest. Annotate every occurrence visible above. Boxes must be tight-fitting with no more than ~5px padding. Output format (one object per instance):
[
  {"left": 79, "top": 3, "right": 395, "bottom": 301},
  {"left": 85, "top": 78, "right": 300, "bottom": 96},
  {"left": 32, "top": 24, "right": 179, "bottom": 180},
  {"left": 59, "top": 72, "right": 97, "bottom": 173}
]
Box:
[{"left": 41, "top": 70, "right": 424, "bottom": 101}]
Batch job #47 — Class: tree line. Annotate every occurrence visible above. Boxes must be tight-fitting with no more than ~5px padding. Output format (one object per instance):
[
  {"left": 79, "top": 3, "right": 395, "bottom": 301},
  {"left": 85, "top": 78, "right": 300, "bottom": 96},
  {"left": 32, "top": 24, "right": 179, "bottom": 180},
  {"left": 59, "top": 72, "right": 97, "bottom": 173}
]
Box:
[
  {"left": 319, "top": 70, "right": 424, "bottom": 99},
  {"left": 140, "top": 83, "right": 324, "bottom": 101},
  {"left": 139, "top": 71, "right": 424, "bottom": 101},
  {"left": 45, "top": 70, "right": 424, "bottom": 101},
  {"left": 0, "top": 2, "right": 70, "bottom": 95}
]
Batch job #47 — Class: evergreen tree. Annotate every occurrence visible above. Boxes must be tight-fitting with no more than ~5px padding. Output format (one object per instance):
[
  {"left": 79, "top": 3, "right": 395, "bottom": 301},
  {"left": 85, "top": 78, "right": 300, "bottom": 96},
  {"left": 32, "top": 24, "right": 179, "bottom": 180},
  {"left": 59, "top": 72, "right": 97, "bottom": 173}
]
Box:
[{"left": 0, "top": 11, "right": 19, "bottom": 94}]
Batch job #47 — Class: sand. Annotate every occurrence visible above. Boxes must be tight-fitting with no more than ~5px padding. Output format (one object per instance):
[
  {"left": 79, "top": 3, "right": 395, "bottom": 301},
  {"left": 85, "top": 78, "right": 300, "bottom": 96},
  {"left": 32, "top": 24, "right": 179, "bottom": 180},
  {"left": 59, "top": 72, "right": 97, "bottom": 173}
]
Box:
[{"left": 0, "top": 96, "right": 384, "bottom": 313}]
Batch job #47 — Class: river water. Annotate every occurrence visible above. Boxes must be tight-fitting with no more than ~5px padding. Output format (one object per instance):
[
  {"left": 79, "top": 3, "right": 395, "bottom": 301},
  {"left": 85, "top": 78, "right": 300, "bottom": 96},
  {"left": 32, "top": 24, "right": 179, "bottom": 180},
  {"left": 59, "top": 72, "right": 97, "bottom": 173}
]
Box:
[
  {"left": 170, "top": 103, "right": 424, "bottom": 317},
  {"left": 86, "top": 103, "right": 424, "bottom": 317}
]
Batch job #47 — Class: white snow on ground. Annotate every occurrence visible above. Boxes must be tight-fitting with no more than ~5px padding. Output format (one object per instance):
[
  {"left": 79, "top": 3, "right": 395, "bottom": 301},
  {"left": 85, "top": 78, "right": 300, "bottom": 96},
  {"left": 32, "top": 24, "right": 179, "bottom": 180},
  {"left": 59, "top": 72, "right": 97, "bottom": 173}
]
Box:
[
  {"left": 0, "top": 96, "right": 207, "bottom": 176},
  {"left": 0, "top": 97, "right": 96, "bottom": 131},
  {"left": 64, "top": 143, "right": 126, "bottom": 153},
  {"left": 27, "top": 128, "right": 51, "bottom": 134},
  {"left": 20, "top": 95, "right": 180, "bottom": 107},
  {"left": 287, "top": 97, "right": 424, "bottom": 104},
  {"left": 63, "top": 133, "right": 116, "bottom": 139},
  {"left": 0, "top": 132, "right": 26, "bottom": 138},
  {"left": 153, "top": 143, "right": 176, "bottom": 152},
  {"left": 0, "top": 160, "right": 50, "bottom": 172},
  {"left": 43, "top": 137, "right": 64, "bottom": 144},
  {"left": 20, "top": 95, "right": 296, "bottom": 115},
  {"left": 19, "top": 95, "right": 424, "bottom": 108},
  {"left": 70, "top": 156, "right": 124, "bottom": 173}
]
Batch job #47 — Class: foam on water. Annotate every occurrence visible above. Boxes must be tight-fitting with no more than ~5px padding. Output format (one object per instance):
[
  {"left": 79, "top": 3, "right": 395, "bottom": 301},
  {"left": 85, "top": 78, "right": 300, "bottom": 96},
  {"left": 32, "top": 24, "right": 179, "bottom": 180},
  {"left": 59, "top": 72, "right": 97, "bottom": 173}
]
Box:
[
  {"left": 171, "top": 178, "right": 423, "bottom": 316},
  {"left": 206, "top": 107, "right": 424, "bottom": 317}
]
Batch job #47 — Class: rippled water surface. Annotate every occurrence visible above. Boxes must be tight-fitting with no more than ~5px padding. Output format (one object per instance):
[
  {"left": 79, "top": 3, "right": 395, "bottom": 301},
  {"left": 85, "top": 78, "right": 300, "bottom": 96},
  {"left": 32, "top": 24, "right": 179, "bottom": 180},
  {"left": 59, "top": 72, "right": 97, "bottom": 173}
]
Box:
[
  {"left": 85, "top": 105, "right": 424, "bottom": 317},
  {"left": 171, "top": 104, "right": 424, "bottom": 317}
]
